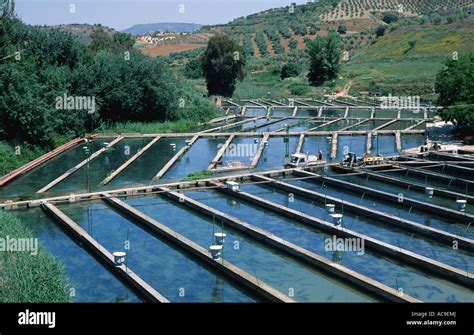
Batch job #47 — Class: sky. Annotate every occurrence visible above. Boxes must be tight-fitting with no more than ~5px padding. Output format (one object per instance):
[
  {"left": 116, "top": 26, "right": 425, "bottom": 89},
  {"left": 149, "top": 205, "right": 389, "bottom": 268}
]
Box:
[{"left": 15, "top": 0, "right": 312, "bottom": 30}]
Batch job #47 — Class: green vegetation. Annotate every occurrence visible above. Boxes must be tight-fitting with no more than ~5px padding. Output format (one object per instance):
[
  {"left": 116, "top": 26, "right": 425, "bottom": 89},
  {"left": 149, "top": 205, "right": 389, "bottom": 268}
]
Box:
[
  {"left": 182, "top": 169, "right": 213, "bottom": 181},
  {"left": 280, "top": 62, "right": 300, "bottom": 79},
  {"left": 307, "top": 33, "right": 342, "bottom": 85},
  {"left": 435, "top": 53, "right": 474, "bottom": 126},
  {"left": 202, "top": 34, "right": 245, "bottom": 97},
  {"left": 0, "top": 211, "right": 70, "bottom": 302},
  {"left": 383, "top": 12, "right": 399, "bottom": 24}
]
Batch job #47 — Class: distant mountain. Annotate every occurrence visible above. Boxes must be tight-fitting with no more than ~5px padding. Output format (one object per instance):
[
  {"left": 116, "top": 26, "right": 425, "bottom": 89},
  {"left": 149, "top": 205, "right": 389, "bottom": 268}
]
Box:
[{"left": 122, "top": 23, "right": 202, "bottom": 35}]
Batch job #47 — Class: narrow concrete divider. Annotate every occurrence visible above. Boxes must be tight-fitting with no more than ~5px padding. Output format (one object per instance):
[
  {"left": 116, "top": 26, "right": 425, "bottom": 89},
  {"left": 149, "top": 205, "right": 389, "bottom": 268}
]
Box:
[
  {"left": 210, "top": 182, "right": 474, "bottom": 288},
  {"left": 358, "top": 171, "right": 474, "bottom": 202},
  {"left": 153, "top": 135, "right": 199, "bottom": 180},
  {"left": 251, "top": 175, "right": 474, "bottom": 252},
  {"left": 101, "top": 136, "right": 161, "bottom": 185},
  {"left": 250, "top": 133, "right": 270, "bottom": 168},
  {"left": 395, "top": 131, "right": 402, "bottom": 152},
  {"left": 102, "top": 194, "right": 293, "bottom": 303},
  {"left": 42, "top": 202, "right": 169, "bottom": 303},
  {"left": 208, "top": 134, "right": 235, "bottom": 170},
  {"left": 160, "top": 188, "right": 419, "bottom": 302},
  {"left": 37, "top": 136, "right": 124, "bottom": 193},
  {"left": 295, "top": 170, "right": 474, "bottom": 224},
  {"left": 295, "top": 134, "right": 305, "bottom": 154}
]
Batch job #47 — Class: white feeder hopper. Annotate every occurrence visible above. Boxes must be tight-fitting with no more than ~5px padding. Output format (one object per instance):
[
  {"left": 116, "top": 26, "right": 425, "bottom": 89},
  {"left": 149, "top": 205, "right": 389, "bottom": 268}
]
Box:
[
  {"left": 226, "top": 181, "right": 240, "bottom": 191},
  {"left": 185, "top": 139, "right": 192, "bottom": 145},
  {"left": 326, "top": 136, "right": 332, "bottom": 142},
  {"left": 214, "top": 232, "right": 226, "bottom": 245},
  {"left": 263, "top": 140, "right": 269, "bottom": 147},
  {"left": 425, "top": 187, "right": 434, "bottom": 199},
  {"left": 170, "top": 143, "right": 177, "bottom": 150},
  {"left": 209, "top": 245, "right": 223, "bottom": 260},
  {"left": 456, "top": 199, "right": 467, "bottom": 212},
  {"left": 331, "top": 213, "right": 343, "bottom": 226},
  {"left": 326, "top": 204, "right": 335, "bottom": 214},
  {"left": 112, "top": 251, "right": 126, "bottom": 267}
]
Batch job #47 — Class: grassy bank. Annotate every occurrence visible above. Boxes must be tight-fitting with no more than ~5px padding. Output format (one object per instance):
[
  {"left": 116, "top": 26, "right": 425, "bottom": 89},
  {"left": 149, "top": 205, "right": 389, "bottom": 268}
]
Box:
[{"left": 0, "top": 211, "right": 70, "bottom": 302}]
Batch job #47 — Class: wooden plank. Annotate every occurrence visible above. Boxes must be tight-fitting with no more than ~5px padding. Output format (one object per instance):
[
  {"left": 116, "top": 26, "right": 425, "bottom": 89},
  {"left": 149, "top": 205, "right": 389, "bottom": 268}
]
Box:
[
  {"left": 0, "top": 137, "right": 89, "bottom": 187},
  {"left": 250, "top": 133, "right": 270, "bottom": 168},
  {"left": 103, "top": 195, "right": 293, "bottom": 303},
  {"left": 212, "top": 182, "right": 474, "bottom": 287},
  {"left": 395, "top": 131, "right": 402, "bottom": 152},
  {"left": 291, "top": 107, "right": 298, "bottom": 117},
  {"left": 374, "top": 119, "right": 398, "bottom": 131},
  {"left": 153, "top": 135, "right": 199, "bottom": 180},
  {"left": 297, "top": 170, "right": 474, "bottom": 224},
  {"left": 37, "top": 136, "right": 124, "bottom": 193},
  {"left": 253, "top": 174, "right": 474, "bottom": 252},
  {"left": 101, "top": 136, "right": 161, "bottom": 185},
  {"left": 42, "top": 202, "right": 169, "bottom": 303},
  {"left": 295, "top": 134, "right": 305, "bottom": 154},
  {"left": 360, "top": 170, "right": 474, "bottom": 202},
  {"left": 162, "top": 188, "right": 418, "bottom": 302},
  {"left": 208, "top": 135, "right": 235, "bottom": 170},
  {"left": 366, "top": 132, "right": 372, "bottom": 154}
]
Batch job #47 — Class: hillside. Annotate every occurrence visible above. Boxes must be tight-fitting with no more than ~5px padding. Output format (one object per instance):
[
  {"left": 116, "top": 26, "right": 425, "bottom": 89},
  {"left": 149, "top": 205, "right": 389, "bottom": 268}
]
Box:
[
  {"left": 123, "top": 22, "right": 202, "bottom": 35},
  {"left": 156, "top": 0, "right": 473, "bottom": 101},
  {"left": 55, "top": 23, "right": 116, "bottom": 45}
]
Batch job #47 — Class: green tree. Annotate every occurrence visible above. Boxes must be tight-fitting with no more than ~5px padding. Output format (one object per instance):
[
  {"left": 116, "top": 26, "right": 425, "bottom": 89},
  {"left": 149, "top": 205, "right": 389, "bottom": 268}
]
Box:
[
  {"left": 337, "top": 23, "right": 347, "bottom": 34},
  {"left": 184, "top": 56, "right": 204, "bottom": 79},
  {"left": 280, "top": 62, "right": 300, "bottom": 79},
  {"left": 383, "top": 12, "right": 398, "bottom": 24},
  {"left": 375, "top": 25, "right": 386, "bottom": 37},
  {"left": 307, "top": 33, "right": 341, "bottom": 86},
  {"left": 288, "top": 38, "right": 298, "bottom": 49},
  {"left": 435, "top": 53, "right": 474, "bottom": 127},
  {"left": 202, "top": 34, "right": 245, "bottom": 97}
]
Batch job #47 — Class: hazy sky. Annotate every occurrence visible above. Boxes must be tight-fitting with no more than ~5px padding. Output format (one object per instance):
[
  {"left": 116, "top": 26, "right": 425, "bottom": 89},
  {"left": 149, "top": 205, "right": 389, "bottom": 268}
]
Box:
[{"left": 15, "top": 0, "right": 312, "bottom": 30}]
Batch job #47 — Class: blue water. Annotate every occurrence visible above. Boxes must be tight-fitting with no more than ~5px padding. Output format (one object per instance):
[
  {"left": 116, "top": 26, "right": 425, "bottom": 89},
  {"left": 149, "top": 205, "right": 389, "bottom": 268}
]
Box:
[
  {"left": 122, "top": 195, "right": 376, "bottom": 302},
  {"left": 11, "top": 208, "right": 141, "bottom": 302},
  {"left": 58, "top": 201, "right": 256, "bottom": 302},
  {"left": 185, "top": 189, "right": 474, "bottom": 302}
]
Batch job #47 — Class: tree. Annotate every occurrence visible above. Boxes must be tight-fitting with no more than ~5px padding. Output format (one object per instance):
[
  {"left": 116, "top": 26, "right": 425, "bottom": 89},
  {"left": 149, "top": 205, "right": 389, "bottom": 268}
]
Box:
[
  {"left": 375, "top": 25, "right": 386, "bottom": 37},
  {"left": 307, "top": 33, "right": 341, "bottom": 85},
  {"left": 288, "top": 38, "right": 298, "bottom": 50},
  {"left": 184, "top": 56, "right": 203, "bottom": 79},
  {"left": 202, "top": 34, "right": 245, "bottom": 97},
  {"left": 435, "top": 53, "right": 474, "bottom": 127},
  {"left": 280, "top": 62, "right": 300, "bottom": 79},
  {"left": 337, "top": 23, "right": 347, "bottom": 34},
  {"left": 382, "top": 12, "right": 398, "bottom": 24}
]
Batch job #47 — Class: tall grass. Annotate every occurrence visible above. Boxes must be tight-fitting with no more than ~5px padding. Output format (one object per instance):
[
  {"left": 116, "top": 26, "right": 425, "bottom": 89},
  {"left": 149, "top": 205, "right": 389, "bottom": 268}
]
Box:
[{"left": 0, "top": 211, "right": 70, "bottom": 302}]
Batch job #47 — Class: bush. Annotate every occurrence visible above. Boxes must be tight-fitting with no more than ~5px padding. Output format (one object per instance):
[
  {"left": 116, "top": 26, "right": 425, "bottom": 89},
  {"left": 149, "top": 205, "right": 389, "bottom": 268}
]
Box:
[
  {"left": 337, "top": 24, "right": 347, "bottom": 34},
  {"left": 382, "top": 12, "right": 399, "bottom": 24},
  {"left": 288, "top": 38, "right": 298, "bottom": 50},
  {"left": 280, "top": 62, "right": 300, "bottom": 79},
  {"left": 375, "top": 25, "right": 386, "bottom": 38},
  {"left": 288, "top": 83, "right": 310, "bottom": 96},
  {"left": 184, "top": 57, "right": 203, "bottom": 79}
]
